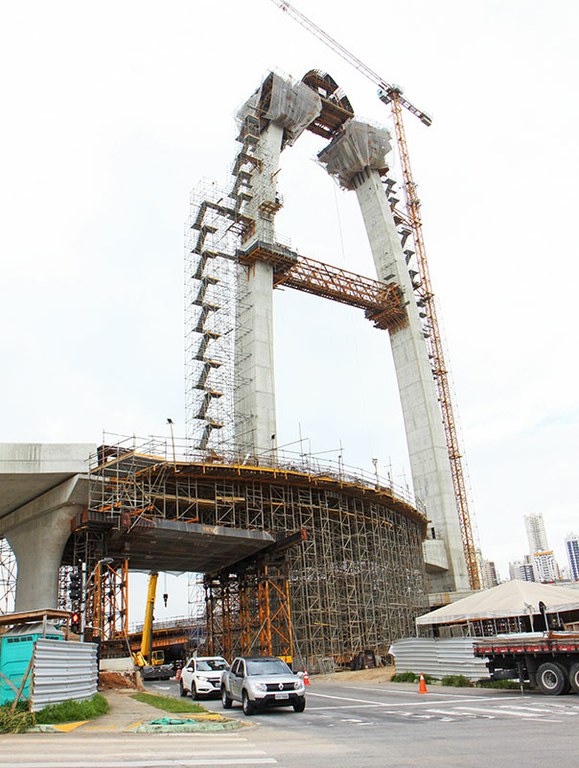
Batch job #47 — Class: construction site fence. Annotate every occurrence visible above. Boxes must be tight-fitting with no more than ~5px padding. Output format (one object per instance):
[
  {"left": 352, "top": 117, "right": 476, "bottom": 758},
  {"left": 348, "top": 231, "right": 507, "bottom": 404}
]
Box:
[
  {"left": 31, "top": 639, "right": 98, "bottom": 712},
  {"left": 94, "top": 433, "right": 424, "bottom": 514},
  {"left": 389, "top": 637, "right": 490, "bottom": 682}
]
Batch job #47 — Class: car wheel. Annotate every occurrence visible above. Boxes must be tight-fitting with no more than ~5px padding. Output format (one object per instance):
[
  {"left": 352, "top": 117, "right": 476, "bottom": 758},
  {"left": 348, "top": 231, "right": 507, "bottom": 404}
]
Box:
[
  {"left": 293, "top": 698, "right": 306, "bottom": 713},
  {"left": 221, "top": 686, "right": 233, "bottom": 709},
  {"left": 180, "top": 680, "right": 188, "bottom": 697},
  {"left": 192, "top": 682, "right": 200, "bottom": 700},
  {"left": 242, "top": 690, "right": 256, "bottom": 716},
  {"left": 536, "top": 662, "right": 569, "bottom": 695}
]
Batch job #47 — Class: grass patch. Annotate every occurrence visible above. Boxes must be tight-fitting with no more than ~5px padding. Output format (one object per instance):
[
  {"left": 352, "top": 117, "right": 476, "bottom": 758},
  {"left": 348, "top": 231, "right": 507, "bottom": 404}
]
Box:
[
  {"left": 0, "top": 702, "right": 35, "bottom": 734},
  {"left": 391, "top": 672, "right": 439, "bottom": 685},
  {"left": 441, "top": 675, "right": 473, "bottom": 688},
  {"left": 391, "top": 672, "right": 418, "bottom": 683},
  {"left": 131, "top": 692, "right": 206, "bottom": 714},
  {"left": 35, "top": 693, "right": 110, "bottom": 724}
]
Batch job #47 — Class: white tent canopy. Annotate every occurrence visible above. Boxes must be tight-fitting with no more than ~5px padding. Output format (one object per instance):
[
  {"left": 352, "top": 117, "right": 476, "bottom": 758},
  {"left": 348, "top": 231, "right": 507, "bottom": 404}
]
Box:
[{"left": 416, "top": 580, "right": 579, "bottom": 627}]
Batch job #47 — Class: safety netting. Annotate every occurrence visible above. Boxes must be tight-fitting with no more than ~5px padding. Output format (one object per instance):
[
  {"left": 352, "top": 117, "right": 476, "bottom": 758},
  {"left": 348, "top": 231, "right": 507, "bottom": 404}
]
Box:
[{"left": 318, "top": 120, "right": 392, "bottom": 189}]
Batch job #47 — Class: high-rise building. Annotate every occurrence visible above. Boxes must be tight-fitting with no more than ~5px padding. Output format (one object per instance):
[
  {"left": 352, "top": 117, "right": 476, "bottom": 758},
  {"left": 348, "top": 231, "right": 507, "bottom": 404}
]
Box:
[
  {"left": 480, "top": 559, "right": 499, "bottom": 589},
  {"left": 509, "top": 556, "right": 536, "bottom": 582},
  {"left": 525, "top": 513, "right": 549, "bottom": 554},
  {"left": 533, "top": 551, "right": 559, "bottom": 583},
  {"left": 565, "top": 533, "right": 579, "bottom": 581}
]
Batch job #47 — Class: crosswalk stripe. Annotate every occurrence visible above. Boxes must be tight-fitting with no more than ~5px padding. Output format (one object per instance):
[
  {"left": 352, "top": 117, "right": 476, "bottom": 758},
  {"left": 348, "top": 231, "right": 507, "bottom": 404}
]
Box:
[{"left": 0, "top": 760, "right": 277, "bottom": 768}]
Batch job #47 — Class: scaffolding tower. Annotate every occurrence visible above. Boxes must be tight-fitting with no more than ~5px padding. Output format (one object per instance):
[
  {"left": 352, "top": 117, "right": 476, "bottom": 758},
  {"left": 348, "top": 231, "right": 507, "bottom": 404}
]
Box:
[{"left": 85, "top": 438, "right": 427, "bottom": 669}]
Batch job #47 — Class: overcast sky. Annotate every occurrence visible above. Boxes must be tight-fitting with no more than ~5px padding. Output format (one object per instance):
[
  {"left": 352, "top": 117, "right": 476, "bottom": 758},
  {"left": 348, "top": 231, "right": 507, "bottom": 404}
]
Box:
[{"left": 1, "top": 1, "right": 577, "bottom": 621}]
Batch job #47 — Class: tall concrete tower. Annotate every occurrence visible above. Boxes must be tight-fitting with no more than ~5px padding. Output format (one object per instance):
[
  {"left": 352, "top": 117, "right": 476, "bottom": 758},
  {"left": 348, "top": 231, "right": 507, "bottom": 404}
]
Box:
[
  {"left": 189, "top": 71, "right": 471, "bottom": 594},
  {"left": 318, "top": 121, "right": 469, "bottom": 593},
  {"left": 233, "top": 74, "right": 322, "bottom": 459}
]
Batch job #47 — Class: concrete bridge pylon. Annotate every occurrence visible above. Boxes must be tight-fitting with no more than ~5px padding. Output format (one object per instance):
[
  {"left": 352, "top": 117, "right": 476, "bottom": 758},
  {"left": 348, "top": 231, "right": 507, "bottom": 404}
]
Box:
[{"left": 0, "top": 443, "right": 94, "bottom": 612}]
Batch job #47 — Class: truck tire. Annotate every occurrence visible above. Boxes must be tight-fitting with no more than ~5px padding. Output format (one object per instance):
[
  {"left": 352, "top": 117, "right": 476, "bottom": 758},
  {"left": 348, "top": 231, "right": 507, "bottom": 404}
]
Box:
[
  {"left": 536, "top": 662, "right": 569, "bottom": 695},
  {"left": 569, "top": 663, "right": 579, "bottom": 694},
  {"left": 242, "top": 690, "right": 256, "bottom": 716},
  {"left": 221, "top": 686, "right": 233, "bottom": 709}
]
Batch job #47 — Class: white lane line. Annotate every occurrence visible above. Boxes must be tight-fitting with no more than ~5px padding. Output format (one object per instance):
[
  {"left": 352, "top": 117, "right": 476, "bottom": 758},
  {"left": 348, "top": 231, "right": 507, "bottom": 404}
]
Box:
[
  {"left": 456, "top": 706, "right": 556, "bottom": 719},
  {"left": 336, "top": 686, "right": 532, "bottom": 700},
  {"left": 309, "top": 704, "right": 383, "bottom": 711},
  {"left": 1, "top": 760, "right": 277, "bottom": 768},
  {"left": 502, "top": 705, "right": 576, "bottom": 715},
  {"left": 307, "top": 691, "right": 527, "bottom": 708},
  {"left": 334, "top": 685, "right": 498, "bottom": 699},
  {"left": 0, "top": 737, "right": 251, "bottom": 745}
]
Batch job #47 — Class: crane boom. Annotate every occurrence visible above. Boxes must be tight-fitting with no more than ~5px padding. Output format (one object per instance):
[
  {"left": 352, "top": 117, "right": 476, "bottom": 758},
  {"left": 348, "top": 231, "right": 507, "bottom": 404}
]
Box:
[
  {"left": 270, "top": 0, "right": 480, "bottom": 590},
  {"left": 269, "top": 0, "right": 432, "bottom": 126}
]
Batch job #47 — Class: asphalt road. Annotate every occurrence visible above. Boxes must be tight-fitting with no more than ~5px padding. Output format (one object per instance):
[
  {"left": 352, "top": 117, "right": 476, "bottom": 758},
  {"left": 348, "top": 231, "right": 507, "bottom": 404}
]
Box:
[
  {"left": 2, "top": 679, "right": 577, "bottom": 768},
  {"left": 144, "top": 677, "right": 579, "bottom": 767}
]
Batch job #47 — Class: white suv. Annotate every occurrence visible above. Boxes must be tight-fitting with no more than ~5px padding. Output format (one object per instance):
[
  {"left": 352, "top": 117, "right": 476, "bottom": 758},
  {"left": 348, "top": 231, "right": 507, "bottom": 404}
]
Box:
[{"left": 180, "top": 656, "right": 229, "bottom": 699}]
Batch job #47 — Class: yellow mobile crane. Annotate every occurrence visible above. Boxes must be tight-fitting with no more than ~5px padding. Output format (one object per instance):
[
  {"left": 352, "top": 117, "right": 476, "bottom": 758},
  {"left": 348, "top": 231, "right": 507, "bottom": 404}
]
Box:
[
  {"left": 133, "top": 572, "right": 173, "bottom": 679},
  {"left": 270, "top": 0, "right": 480, "bottom": 590}
]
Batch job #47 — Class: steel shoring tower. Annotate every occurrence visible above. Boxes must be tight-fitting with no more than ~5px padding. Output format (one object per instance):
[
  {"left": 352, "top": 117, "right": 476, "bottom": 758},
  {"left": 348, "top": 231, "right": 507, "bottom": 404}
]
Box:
[{"left": 84, "top": 438, "right": 427, "bottom": 669}]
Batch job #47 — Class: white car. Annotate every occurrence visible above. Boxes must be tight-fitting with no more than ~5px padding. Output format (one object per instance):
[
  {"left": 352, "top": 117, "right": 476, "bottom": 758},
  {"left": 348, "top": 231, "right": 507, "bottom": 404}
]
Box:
[{"left": 180, "top": 655, "right": 229, "bottom": 699}]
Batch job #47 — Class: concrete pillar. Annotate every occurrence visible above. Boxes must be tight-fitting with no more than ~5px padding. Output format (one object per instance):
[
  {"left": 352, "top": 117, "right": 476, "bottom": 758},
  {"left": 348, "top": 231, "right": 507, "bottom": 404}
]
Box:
[
  {"left": 234, "top": 122, "right": 284, "bottom": 460},
  {"left": 353, "top": 168, "right": 469, "bottom": 592},
  {"left": 1, "top": 475, "right": 88, "bottom": 611}
]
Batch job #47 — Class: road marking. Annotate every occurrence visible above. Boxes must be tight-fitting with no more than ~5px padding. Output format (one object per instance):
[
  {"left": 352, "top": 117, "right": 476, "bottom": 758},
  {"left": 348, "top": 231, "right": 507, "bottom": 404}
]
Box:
[
  {"left": 427, "top": 709, "right": 480, "bottom": 719},
  {"left": 456, "top": 706, "right": 560, "bottom": 720},
  {"left": 307, "top": 691, "right": 526, "bottom": 708},
  {"left": 502, "top": 705, "right": 577, "bottom": 715},
  {"left": 1, "top": 760, "right": 277, "bottom": 768}
]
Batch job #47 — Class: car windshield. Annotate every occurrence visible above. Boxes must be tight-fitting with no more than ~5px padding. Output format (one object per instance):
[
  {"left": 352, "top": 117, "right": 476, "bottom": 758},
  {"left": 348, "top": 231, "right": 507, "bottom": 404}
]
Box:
[
  {"left": 196, "top": 659, "right": 228, "bottom": 671},
  {"left": 246, "top": 659, "right": 291, "bottom": 676}
]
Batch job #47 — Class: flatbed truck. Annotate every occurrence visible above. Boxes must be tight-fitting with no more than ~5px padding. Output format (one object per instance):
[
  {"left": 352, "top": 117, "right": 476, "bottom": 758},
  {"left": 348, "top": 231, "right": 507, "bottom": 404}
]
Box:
[{"left": 473, "top": 632, "right": 579, "bottom": 695}]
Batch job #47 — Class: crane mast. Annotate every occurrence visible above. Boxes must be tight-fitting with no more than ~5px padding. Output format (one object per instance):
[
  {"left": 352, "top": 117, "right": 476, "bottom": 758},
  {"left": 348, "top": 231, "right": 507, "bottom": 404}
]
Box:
[{"left": 270, "top": 0, "right": 480, "bottom": 590}]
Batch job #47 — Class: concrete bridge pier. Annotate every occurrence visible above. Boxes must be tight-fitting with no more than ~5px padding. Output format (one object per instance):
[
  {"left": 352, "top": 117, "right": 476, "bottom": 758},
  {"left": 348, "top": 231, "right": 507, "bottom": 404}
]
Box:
[
  {"left": 3, "top": 476, "right": 88, "bottom": 611},
  {"left": 0, "top": 443, "right": 93, "bottom": 612}
]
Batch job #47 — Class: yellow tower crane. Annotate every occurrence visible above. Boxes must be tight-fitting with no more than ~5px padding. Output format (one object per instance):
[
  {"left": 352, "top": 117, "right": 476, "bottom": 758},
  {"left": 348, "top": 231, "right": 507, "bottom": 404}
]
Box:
[{"left": 270, "top": 0, "right": 480, "bottom": 590}]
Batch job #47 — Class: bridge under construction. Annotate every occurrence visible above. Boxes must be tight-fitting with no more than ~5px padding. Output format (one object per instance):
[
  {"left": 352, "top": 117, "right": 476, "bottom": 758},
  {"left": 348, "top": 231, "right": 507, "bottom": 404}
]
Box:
[
  {"left": 65, "top": 437, "right": 427, "bottom": 670},
  {"left": 2, "top": 62, "right": 477, "bottom": 669}
]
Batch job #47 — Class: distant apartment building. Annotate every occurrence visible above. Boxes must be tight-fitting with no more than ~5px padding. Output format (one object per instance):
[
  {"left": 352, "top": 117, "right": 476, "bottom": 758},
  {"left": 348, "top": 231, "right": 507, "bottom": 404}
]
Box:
[
  {"left": 509, "top": 556, "right": 535, "bottom": 582},
  {"left": 565, "top": 533, "right": 579, "bottom": 581},
  {"left": 533, "top": 550, "right": 559, "bottom": 583},
  {"left": 480, "top": 559, "right": 499, "bottom": 589},
  {"left": 525, "top": 513, "right": 549, "bottom": 554}
]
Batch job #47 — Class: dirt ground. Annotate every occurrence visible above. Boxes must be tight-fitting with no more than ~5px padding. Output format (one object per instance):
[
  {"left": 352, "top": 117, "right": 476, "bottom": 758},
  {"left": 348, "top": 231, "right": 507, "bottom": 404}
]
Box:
[
  {"left": 314, "top": 666, "right": 397, "bottom": 684},
  {"left": 98, "top": 671, "right": 142, "bottom": 690}
]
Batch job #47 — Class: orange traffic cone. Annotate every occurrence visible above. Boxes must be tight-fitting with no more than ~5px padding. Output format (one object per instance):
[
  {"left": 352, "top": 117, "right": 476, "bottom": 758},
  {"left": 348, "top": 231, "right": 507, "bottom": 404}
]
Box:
[
  {"left": 303, "top": 670, "right": 310, "bottom": 686},
  {"left": 418, "top": 673, "right": 427, "bottom": 694}
]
